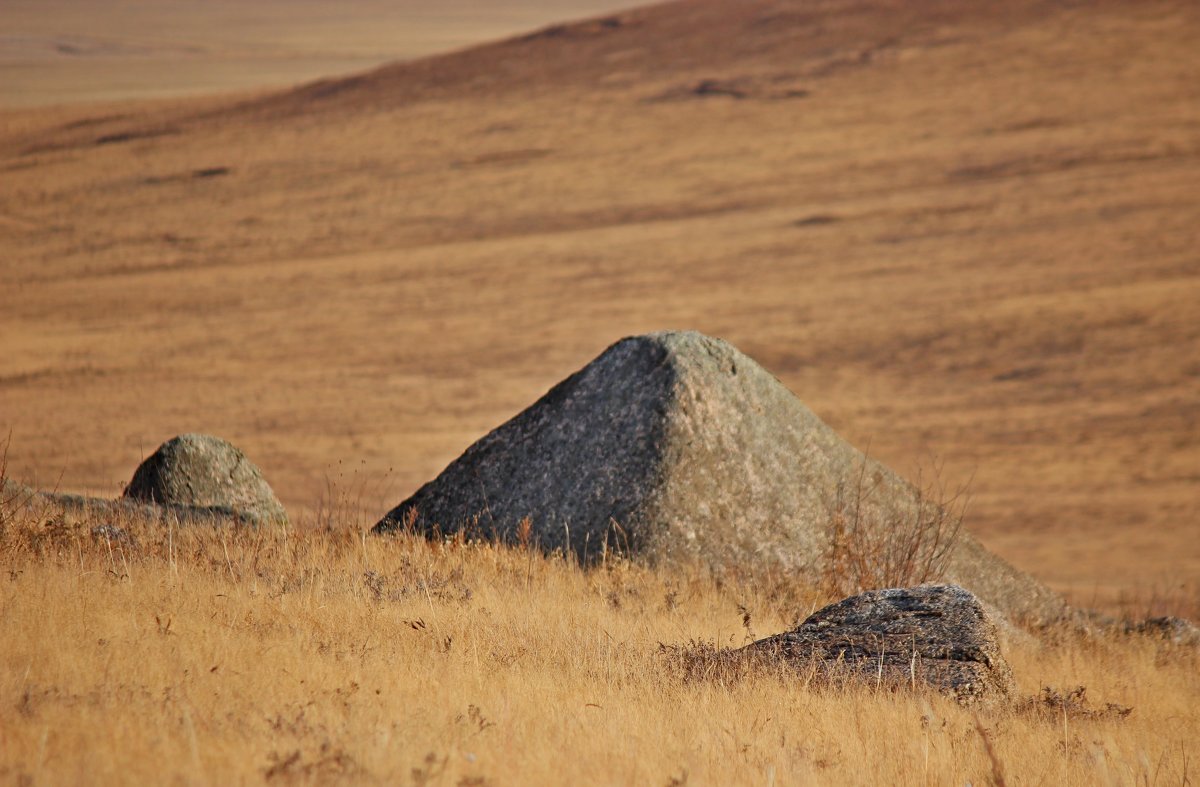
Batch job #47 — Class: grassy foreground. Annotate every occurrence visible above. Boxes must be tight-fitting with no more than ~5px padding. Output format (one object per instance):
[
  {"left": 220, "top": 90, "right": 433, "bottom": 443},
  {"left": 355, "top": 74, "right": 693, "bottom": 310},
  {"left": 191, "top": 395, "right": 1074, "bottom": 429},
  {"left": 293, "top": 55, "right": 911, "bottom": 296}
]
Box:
[{"left": 1, "top": 496, "right": 1196, "bottom": 786}]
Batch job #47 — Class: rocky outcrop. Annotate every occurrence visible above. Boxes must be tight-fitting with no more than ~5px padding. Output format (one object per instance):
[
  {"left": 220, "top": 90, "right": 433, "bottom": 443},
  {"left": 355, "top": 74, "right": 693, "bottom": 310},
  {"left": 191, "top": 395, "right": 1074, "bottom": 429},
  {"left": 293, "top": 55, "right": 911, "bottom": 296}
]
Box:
[
  {"left": 373, "top": 331, "right": 1066, "bottom": 626},
  {"left": 1, "top": 434, "right": 285, "bottom": 527},
  {"left": 1072, "top": 608, "right": 1200, "bottom": 647},
  {"left": 2, "top": 476, "right": 248, "bottom": 526},
  {"left": 741, "top": 585, "right": 1016, "bottom": 704},
  {"left": 123, "top": 434, "right": 287, "bottom": 525},
  {"left": 1123, "top": 615, "right": 1200, "bottom": 646}
]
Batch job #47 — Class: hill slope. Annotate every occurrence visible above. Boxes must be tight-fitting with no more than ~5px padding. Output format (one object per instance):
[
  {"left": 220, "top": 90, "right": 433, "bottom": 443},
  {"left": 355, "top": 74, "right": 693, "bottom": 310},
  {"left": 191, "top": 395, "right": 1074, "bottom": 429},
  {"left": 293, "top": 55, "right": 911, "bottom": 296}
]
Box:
[{"left": 1, "top": 0, "right": 1197, "bottom": 611}]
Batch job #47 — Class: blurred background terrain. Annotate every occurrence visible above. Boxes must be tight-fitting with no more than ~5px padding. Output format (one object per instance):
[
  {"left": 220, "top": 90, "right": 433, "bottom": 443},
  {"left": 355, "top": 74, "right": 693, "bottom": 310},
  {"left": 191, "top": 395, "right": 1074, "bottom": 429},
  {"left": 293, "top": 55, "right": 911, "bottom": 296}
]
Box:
[{"left": 0, "top": 0, "right": 629, "bottom": 106}]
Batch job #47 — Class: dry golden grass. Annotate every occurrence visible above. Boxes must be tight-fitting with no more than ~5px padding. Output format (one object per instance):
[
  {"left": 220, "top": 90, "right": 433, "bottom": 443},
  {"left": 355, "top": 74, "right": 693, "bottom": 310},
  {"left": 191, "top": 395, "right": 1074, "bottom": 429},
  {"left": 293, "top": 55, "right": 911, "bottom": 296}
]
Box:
[{"left": 1, "top": 492, "right": 1196, "bottom": 786}]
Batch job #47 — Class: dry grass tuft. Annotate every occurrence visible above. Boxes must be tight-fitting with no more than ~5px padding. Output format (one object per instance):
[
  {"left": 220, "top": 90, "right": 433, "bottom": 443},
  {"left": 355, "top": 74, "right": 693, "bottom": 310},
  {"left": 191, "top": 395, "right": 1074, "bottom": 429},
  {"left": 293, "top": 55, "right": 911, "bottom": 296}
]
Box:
[
  {"left": 1, "top": 483, "right": 1196, "bottom": 785},
  {"left": 1017, "top": 685, "right": 1134, "bottom": 722},
  {"left": 0, "top": 435, "right": 34, "bottom": 531},
  {"left": 822, "top": 457, "right": 967, "bottom": 597}
]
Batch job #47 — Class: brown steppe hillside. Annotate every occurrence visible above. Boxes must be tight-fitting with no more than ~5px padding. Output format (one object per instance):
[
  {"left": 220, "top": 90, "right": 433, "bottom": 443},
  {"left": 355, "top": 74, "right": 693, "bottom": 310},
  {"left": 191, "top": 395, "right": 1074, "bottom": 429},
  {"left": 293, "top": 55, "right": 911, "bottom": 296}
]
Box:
[{"left": 1, "top": 0, "right": 1199, "bottom": 614}]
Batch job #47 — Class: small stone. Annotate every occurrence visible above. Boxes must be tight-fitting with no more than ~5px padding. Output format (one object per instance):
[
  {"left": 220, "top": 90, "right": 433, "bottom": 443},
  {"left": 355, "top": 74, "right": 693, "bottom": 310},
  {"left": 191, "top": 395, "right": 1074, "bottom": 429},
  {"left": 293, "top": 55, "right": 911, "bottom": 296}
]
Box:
[
  {"left": 1125, "top": 616, "right": 1200, "bottom": 646},
  {"left": 123, "top": 434, "right": 287, "bottom": 525},
  {"left": 90, "top": 524, "right": 137, "bottom": 547}
]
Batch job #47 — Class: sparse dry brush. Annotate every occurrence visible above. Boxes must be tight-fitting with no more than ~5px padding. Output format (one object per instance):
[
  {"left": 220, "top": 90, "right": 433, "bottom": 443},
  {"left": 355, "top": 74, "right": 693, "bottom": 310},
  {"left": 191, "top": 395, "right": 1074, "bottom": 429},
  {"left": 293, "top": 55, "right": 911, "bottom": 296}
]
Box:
[
  {"left": 0, "top": 484, "right": 1196, "bottom": 786},
  {"left": 822, "top": 456, "right": 967, "bottom": 598}
]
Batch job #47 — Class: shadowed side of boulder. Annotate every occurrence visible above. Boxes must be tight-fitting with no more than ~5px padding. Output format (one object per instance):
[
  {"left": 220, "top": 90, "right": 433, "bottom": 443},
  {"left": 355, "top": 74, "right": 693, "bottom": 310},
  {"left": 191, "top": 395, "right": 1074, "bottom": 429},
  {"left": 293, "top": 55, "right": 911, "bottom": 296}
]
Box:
[
  {"left": 741, "top": 585, "right": 1016, "bottom": 704},
  {"left": 123, "top": 434, "right": 287, "bottom": 525},
  {"left": 375, "top": 336, "right": 676, "bottom": 558}
]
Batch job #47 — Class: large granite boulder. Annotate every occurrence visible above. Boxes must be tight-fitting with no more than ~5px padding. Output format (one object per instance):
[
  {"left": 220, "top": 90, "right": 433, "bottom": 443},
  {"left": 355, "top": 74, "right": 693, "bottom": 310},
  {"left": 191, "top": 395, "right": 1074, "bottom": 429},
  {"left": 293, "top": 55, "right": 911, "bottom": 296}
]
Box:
[
  {"left": 373, "top": 331, "right": 1065, "bottom": 625},
  {"left": 740, "top": 585, "right": 1016, "bottom": 704},
  {"left": 123, "top": 434, "right": 287, "bottom": 525}
]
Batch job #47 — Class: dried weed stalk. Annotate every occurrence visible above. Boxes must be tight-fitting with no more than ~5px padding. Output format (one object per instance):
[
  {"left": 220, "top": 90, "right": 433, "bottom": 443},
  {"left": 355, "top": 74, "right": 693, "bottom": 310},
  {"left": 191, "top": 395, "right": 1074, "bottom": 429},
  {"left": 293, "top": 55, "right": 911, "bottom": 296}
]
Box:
[
  {"left": 0, "top": 433, "right": 30, "bottom": 531},
  {"left": 658, "top": 639, "right": 755, "bottom": 685},
  {"left": 822, "top": 456, "right": 969, "bottom": 596}
]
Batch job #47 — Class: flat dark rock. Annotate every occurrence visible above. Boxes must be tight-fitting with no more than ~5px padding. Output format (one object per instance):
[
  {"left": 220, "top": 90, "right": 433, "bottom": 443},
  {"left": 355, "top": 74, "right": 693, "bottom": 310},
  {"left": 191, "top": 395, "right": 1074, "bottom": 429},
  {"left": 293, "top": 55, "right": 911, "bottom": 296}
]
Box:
[
  {"left": 373, "top": 331, "right": 1066, "bottom": 626},
  {"left": 123, "top": 433, "right": 287, "bottom": 525},
  {"left": 2, "top": 476, "right": 248, "bottom": 527},
  {"left": 741, "top": 585, "right": 1016, "bottom": 704}
]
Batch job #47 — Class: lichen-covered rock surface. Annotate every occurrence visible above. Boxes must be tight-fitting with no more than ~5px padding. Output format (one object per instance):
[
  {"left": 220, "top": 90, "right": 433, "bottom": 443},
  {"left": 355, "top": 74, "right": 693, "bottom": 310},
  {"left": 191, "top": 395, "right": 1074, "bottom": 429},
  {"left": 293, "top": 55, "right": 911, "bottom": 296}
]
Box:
[
  {"left": 123, "top": 433, "right": 287, "bottom": 525},
  {"left": 742, "top": 585, "right": 1016, "bottom": 704},
  {"left": 373, "top": 330, "right": 1066, "bottom": 626}
]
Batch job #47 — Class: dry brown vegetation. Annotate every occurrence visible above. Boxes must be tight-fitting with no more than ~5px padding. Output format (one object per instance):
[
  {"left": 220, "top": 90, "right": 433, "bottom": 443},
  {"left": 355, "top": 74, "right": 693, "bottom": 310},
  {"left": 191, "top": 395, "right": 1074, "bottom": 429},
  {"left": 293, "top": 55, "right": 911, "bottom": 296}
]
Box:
[
  {"left": 821, "top": 457, "right": 968, "bottom": 598},
  {"left": 2, "top": 492, "right": 1198, "bottom": 786}
]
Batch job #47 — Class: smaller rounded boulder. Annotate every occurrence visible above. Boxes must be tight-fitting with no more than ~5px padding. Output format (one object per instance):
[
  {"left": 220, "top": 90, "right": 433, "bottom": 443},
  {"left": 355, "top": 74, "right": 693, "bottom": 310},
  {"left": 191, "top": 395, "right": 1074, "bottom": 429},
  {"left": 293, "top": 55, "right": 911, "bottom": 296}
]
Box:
[{"left": 123, "top": 434, "right": 287, "bottom": 525}]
